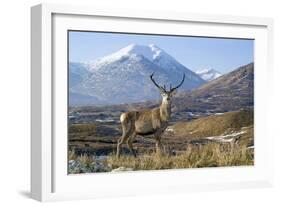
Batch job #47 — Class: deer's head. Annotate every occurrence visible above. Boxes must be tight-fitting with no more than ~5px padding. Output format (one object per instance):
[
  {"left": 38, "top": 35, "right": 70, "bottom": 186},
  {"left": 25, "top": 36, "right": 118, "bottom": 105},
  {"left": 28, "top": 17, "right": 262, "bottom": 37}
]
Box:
[{"left": 150, "top": 73, "right": 185, "bottom": 105}]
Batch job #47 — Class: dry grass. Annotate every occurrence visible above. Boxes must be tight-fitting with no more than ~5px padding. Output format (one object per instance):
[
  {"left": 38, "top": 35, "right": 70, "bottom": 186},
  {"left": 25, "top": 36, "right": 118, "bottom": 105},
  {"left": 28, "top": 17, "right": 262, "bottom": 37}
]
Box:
[
  {"left": 68, "top": 150, "right": 94, "bottom": 166},
  {"left": 172, "top": 110, "right": 253, "bottom": 138},
  {"left": 68, "top": 149, "right": 77, "bottom": 160},
  {"left": 106, "top": 143, "right": 254, "bottom": 171},
  {"left": 77, "top": 154, "right": 94, "bottom": 166}
]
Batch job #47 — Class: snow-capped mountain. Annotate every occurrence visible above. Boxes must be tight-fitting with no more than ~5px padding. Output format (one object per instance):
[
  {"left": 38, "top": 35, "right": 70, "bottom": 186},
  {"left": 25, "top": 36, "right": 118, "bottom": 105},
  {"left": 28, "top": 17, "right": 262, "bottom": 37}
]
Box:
[
  {"left": 69, "top": 44, "right": 206, "bottom": 106},
  {"left": 195, "top": 69, "right": 222, "bottom": 81}
]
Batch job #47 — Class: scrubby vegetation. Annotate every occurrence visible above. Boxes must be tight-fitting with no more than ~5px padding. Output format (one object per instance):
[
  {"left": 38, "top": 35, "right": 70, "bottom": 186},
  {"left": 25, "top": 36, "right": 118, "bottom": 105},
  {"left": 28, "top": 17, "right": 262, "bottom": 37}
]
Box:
[
  {"left": 106, "top": 143, "right": 254, "bottom": 171},
  {"left": 68, "top": 143, "right": 254, "bottom": 174}
]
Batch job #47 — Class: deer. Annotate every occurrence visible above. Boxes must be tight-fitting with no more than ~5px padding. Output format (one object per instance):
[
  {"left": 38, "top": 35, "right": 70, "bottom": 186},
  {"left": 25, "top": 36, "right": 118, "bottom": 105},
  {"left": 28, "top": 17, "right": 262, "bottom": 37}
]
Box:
[{"left": 116, "top": 73, "right": 185, "bottom": 158}]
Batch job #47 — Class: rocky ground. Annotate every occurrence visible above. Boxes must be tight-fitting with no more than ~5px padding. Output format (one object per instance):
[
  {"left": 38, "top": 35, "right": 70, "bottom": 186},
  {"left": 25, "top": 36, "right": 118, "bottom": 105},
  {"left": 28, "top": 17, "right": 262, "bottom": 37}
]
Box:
[{"left": 68, "top": 157, "right": 133, "bottom": 174}]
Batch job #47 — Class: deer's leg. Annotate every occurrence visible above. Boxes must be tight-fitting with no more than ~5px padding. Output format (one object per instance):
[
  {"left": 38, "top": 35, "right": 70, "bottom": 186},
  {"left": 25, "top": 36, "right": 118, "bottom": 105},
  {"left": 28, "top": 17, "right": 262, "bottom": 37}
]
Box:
[
  {"left": 116, "top": 135, "right": 128, "bottom": 158},
  {"left": 154, "top": 130, "right": 165, "bottom": 154},
  {"left": 127, "top": 132, "right": 137, "bottom": 157},
  {"left": 155, "top": 137, "right": 163, "bottom": 153},
  {"left": 116, "top": 121, "right": 131, "bottom": 158}
]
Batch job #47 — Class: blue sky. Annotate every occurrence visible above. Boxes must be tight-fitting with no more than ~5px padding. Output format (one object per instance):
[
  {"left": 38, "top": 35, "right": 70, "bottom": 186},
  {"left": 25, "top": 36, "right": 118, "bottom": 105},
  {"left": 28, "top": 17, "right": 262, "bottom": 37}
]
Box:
[{"left": 69, "top": 31, "right": 254, "bottom": 74}]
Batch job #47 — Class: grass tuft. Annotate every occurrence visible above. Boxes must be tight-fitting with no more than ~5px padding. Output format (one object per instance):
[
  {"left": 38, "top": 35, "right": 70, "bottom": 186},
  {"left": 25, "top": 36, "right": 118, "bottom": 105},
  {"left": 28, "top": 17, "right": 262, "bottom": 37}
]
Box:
[
  {"left": 77, "top": 154, "right": 93, "bottom": 166},
  {"left": 68, "top": 149, "right": 77, "bottom": 161}
]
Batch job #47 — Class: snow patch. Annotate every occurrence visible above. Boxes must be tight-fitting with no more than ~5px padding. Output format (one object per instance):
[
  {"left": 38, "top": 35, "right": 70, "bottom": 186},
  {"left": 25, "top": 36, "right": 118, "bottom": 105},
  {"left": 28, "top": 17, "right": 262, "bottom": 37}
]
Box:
[
  {"left": 86, "top": 44, "right": 167, "bottom": 71},
  {"left": 166, "top": 127, "right": 175, "bottom": 133},
  {"left": 204, "top": 130, "right": 246, "bottom": 143}
]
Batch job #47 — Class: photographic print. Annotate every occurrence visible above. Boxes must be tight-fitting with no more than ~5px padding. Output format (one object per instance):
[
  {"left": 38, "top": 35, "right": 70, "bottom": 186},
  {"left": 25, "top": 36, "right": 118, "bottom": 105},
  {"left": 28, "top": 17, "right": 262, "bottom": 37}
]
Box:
[{"left": 68, "top": 31, "right": 254, "bottom": 174}]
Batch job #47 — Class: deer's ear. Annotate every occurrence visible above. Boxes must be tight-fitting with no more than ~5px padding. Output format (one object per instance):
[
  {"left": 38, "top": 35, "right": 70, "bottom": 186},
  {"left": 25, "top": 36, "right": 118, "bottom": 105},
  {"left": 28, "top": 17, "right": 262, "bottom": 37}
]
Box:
[{"left": 171, "top": 89, "right": 177, "bottom": 96}]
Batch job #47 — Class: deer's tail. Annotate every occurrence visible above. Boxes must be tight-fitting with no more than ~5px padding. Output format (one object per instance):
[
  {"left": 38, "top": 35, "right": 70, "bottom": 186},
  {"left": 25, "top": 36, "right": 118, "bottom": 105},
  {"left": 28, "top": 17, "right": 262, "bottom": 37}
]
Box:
[{"left": 120, "top": 113, "right": 133, "bottom": 136}]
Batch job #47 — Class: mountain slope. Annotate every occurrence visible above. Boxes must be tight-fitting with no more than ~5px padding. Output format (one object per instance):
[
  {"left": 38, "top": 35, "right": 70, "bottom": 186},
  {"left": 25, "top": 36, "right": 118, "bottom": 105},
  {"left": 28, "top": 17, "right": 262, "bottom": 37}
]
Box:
[
  {"left": 175, "top": 63, "right": 254, "bottom": 112},
  {"left": 71, "top": 54, "right": 171, "bottom": 104},
  {"left": 69, "top": 62, "right": 90, "bottom": 88},
  {"left": 69, "top": 44, "right": 206, "bottom": 106},
  {"left": 172, "top": 109, "right": 253, "bottom": 138},
  {"left": 195, "top": 69, "right": 222, "bottom": 81}
]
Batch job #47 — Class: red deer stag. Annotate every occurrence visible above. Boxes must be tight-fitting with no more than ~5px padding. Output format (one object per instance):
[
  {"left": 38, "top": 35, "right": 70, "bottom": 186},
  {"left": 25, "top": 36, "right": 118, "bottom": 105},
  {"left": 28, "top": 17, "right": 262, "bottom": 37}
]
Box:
[{"left": 116, "top": 73, "right": 185, "bottom": 157}]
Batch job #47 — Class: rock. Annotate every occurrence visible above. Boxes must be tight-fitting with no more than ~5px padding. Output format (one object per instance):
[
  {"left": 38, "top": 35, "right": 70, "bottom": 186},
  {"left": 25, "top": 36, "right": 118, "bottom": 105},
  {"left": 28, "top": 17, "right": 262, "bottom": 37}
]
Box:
[
  {"left": 68, "top": 160, "right": 82, "bottom": 174},
  {"left": 69, "top": 159, "right": 76, "bottom": 166}
]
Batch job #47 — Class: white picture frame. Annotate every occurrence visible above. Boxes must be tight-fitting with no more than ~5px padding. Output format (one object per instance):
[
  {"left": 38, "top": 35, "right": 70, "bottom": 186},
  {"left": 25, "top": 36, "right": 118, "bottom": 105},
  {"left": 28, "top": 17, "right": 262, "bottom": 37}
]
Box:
[{"left": 31, "top": 3, "right": 274, "bottom": 202}]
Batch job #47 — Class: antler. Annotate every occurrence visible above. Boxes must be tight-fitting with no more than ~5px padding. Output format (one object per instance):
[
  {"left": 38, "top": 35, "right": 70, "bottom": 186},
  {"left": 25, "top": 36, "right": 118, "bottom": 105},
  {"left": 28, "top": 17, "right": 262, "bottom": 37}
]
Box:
[
  {"left": 150, "top": 73, "right": 166, "bottom": 92},
  {"left": 170, "top": 73, "right": 185, "bottom": 92}
]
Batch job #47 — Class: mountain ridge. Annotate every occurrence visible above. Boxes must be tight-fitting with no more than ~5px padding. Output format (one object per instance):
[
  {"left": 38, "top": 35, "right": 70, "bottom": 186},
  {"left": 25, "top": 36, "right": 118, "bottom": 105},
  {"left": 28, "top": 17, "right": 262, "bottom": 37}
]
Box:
[
  {"left": 69, "top": 44, "right": 206, "bottom": 106},
  {"left": 195, "top": 68, "right": 222, "bottom": 81}
]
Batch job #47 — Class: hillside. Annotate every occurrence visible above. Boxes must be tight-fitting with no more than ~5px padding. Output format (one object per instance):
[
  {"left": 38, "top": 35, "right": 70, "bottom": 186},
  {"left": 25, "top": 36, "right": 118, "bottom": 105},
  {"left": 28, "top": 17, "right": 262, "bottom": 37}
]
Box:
[
  {"left": 174, "top": 63, "right": 254, "bottom": 112},
  {"left": 171, "top": 109, "right": 253, "bottom": 138}
]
